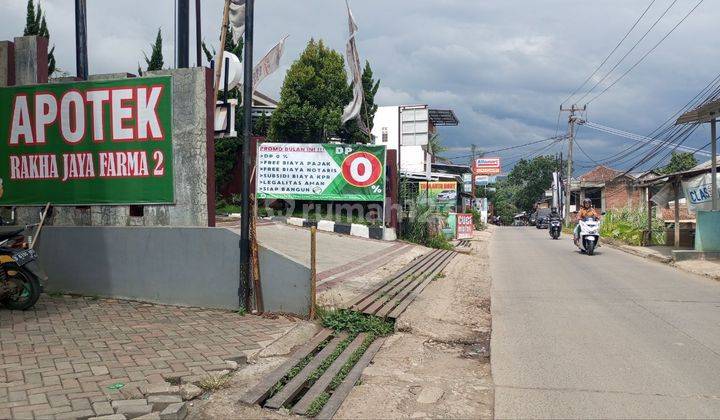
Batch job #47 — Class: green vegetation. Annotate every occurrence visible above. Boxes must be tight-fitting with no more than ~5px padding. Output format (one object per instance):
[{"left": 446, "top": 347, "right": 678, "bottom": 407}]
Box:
[
  {"left": 318, "top": 308, "right": 394, "bottom": 337},
  {"left": 269, "top": 39, "right": 350, "bottom": 143},
  {"left": 198, "top": 373, "right": 232, "bottom": 392},
  {"left": 471, "top": 209, "right": 486, "bottom": 230},
  {"left": 660, "top": 152, "right": 698, "bottom": 175},
  {"left": 403, "top": 203, "right": 454, "bottom": 250},
  {"left": 23, "top": 0, "right": 56, "bottom": 75},
  {"left": 306, "top": 392, "right": 330, "bottom": 417},
  {"left": 490, "top": 155, "right": 559, "bottom": 224},
  {"left": 143, "top": 28, "right": 164, "bottom": 72},
  {"left": 600, "top": 207, "right": 666, "bottom": 246}
]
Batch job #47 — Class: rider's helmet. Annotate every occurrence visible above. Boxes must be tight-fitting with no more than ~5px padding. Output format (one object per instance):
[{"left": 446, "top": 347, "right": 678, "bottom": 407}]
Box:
[
  {"left": 582, "top": 198, "right": 592, "bottom": 208},
  {"left": 551, "top": 207, "right": 557, "bottom": 213}
]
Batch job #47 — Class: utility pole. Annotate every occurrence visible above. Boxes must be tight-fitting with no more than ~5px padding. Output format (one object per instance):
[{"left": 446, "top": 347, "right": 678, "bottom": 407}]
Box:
[
  {"left": 560, "top": 104, "right": 585, "bottom": 224},
  {"left": 471, "top": 144, "right": 477, "bottom": 200},
  {"left": 177, "top": 0, "right": 189, "bottom": 68},
  {"left": 240, "top": 0, "right": 255, "bottom": 310},
  {"left": 74, "top": 0, "right": 88, "bottom": 80}
]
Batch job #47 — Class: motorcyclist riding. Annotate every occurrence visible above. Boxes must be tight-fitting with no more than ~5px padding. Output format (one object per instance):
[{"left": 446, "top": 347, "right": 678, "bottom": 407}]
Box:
[
  {"left": 549, "top": 207, "right": 561, "bottom": 221},
  {"left": 574, "top": 198, "right": 600, "bottom": 246}
]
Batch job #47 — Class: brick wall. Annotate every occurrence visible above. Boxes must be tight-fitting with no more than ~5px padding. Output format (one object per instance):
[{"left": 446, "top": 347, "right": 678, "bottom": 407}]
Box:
[{"left": 604, "top": 180, "right": 643, "bottom": 211}]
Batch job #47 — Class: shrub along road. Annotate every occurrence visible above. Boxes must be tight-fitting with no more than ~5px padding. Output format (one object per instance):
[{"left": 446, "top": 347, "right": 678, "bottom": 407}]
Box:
[{"left": 491, "top": 227, "right": 720, "bottom": 419}]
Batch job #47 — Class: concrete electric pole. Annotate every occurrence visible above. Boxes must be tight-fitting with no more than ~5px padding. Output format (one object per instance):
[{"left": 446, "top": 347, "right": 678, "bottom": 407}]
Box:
[
  {"left": 560, "top": 104, "right": 585, "bottom": 224},
  {"left": 471, "top": 144, "right": 477, "bottom": 199}
]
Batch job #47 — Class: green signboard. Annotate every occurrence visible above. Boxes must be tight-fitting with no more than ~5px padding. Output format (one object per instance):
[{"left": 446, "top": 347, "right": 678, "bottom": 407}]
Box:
[
  {"left": 0, "top": 76, "right": 173, "bottom": 205},
  {"left": 256, "top": 143, "right": 386, "bottom": 201},
  {"left": 419, "top": 181, "right": 458, "bottom": 211}
]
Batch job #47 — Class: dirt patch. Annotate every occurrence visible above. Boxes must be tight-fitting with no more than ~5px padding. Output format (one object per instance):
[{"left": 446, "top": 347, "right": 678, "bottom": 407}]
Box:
[{"left": 334, "top": 228, "right": 495, "bottom": 419}]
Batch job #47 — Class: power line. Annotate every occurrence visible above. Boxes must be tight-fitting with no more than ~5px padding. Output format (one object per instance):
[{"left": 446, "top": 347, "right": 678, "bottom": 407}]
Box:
[
  {"left": 586, "top": 0, "right": 706, "bottom": 105},
  {"left": 446, "top": 136, "right": 563, "bottom": 161},
  {"left": 561, "top": 0, "right": 657, "bottom": 106},
  {"left": 574, "top": 0, "right": 679, "bottom": 105}
]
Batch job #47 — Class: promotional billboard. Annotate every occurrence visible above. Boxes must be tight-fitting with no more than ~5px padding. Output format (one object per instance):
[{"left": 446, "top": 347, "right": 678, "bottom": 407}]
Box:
[
  {"left": 456, "top": 213, "right": 474, "bottom": 239},
  {"left": 0, "top": 76, "right": 174, "bottom": 205},
  {"left": 256, "top": 143, "right": 386, "bottom": 201},
  {"left": 418, "top": 181, "right": 458, "bottom": 211},
  {"left": 473, "top": 157, "right": 501, "bottom": 175},
  {"left": 683, "top": 173, "right": 720, "bottom": 211}
]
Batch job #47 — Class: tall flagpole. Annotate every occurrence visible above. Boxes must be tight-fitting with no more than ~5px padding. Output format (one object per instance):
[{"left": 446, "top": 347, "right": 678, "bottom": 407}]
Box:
[{"left": 239, "top": 0, "right": 254, "bottom": 310}]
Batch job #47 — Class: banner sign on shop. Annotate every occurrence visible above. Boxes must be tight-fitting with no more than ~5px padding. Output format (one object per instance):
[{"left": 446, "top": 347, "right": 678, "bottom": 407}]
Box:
[
  {"left": 256, "top": 143, "right": 386, "bottom": 201},
  {"left": 419, "top": 181, "right": 457, "bottom": 211},
  {"left": 682, "top": 173, "right": 720, "bottom": 211},
  {"left": 456, "top": 213, "right": 474, "bottom": 239},
  {"left": 0, "top": 76, "right": 173, "bottom": 205},
  {"left": 473, "top": 157, "right": 501, "bottom": 175}
]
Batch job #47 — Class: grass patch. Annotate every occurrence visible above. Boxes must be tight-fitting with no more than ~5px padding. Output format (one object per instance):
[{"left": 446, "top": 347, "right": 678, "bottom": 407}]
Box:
[
  {"left": 266, "top": 337, "right": 331, "bottom": 399},
  {"left": 328, "top": 334, "right": 375, "bottom": 390},
  {"left": 307, "top": 335, "right": 355, "bottom": 385},
  {"left": 306, "top": 391, "right": 330, "bottom": 417},
  {"left": 318, "top": 308, "right": 394, "bottom": 337},
  {"left": 198, "top": 373, "right": 232, "bottom": 392}
]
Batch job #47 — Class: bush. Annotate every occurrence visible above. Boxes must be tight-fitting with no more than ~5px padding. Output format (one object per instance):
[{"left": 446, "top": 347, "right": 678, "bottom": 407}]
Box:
[
  {"left": 471, "top": 209, "right": 486, "bottom": 231},
  {"left": 402, "top": 202, "right": 454, "bottom": 249},
  {"left": 599, "top": 207, "right": 665, "bottom": 246}
]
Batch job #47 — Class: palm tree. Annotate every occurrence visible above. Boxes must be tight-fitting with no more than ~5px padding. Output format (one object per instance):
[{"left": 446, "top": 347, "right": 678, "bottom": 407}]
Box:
[{"left": 425, "top": 133, "right": 447, "bottom": 155}]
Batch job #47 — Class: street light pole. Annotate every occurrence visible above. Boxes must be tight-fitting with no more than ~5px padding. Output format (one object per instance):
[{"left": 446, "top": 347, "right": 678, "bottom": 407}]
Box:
[{"left": 712, "top": 115, "right": 717, "bottom": 211}]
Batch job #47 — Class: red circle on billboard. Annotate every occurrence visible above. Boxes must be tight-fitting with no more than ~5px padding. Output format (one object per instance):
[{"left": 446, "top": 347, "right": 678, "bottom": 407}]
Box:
[{"left": 341, "top": 152, "right": 382, "bottom": 187}]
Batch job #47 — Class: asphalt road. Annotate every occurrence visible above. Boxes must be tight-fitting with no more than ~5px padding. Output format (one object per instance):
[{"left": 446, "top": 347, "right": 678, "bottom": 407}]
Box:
[{"left": 491, "top": 227, "right": 720, "bottom": 419}]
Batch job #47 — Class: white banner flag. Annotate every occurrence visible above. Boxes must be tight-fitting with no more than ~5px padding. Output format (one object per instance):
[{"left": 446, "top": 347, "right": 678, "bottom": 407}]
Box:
[
  {"left": 253, "top": 36, "right": 288, "bottom": 89},
  {"left": 341, "top": 1, "right": 365, "bottom": 130},
  {"left": 682, "top": 172, "right": 719, "bottom": 211},
  {"left": 229, "top": 0, "right": 246, "bottom": 44}
]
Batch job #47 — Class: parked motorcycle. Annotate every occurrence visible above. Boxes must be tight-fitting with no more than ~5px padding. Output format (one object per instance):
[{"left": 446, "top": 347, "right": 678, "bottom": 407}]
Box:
[
  {"left": 549, "top": 219, "right": 562, "bottom": 239},
  {"left": 576, "top": 217, "right": 600, "bottom": 256},
  {"left": 0, "top": 227, "right": 46, "bottom": 310}
]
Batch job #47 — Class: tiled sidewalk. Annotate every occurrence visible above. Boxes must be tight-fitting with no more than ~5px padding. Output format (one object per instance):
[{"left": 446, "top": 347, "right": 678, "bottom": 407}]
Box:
[{"left": 0, "top": 297, "right": 293, "bottom": 419}]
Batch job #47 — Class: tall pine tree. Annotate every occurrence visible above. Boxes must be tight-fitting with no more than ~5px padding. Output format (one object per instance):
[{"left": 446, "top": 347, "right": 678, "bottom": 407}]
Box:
[
  {"left": 143, "top": 28, "right": 164, "bottom": 71},
  {"left": 23, "top": 0, "right": 56, "bottom": 75}
]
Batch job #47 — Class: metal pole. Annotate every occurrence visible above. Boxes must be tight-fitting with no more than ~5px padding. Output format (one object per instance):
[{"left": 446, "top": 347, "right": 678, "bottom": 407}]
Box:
[
  {"left": 712, "top": 117, "right": 718, "bottom": 211},
  {"left": 195, "top": 0, "right": 202, "bottom": 66},
  {"left": 239, "top": 0, "right": 254, "bottom": 310},
  {"left": 565, "top": 116, "right": 575, "bottom": 224},
  {"left": 74, "top": 0, "right": 89, "bottom": 80},
  {"left": 177, "top": 0, "right": 189, "bottom": 68}
]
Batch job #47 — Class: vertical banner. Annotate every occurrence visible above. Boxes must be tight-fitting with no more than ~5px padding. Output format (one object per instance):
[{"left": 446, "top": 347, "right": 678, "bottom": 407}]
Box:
[
  {"left": 456, "top": 213, "right": 474, "bottom": 239},
  {"left": 0, "top": 76, "right": 174, "bottom": 205}
]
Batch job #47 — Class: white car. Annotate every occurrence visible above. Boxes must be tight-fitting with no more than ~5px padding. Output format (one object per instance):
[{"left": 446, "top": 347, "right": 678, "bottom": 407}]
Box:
[{"left": 436, "top": 190, "right": 457, "bottom": 201}]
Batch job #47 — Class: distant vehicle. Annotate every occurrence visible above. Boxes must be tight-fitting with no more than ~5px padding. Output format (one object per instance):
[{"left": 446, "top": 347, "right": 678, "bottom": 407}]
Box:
[
  {"left": 535, "top": 209, "right": 551, "bottom": 229},
  {"left": 549, "top": 219, "right": 562, "bottom": 239},
  {"left": 437, "top": 190, "right": 457, "bottom": 201}
]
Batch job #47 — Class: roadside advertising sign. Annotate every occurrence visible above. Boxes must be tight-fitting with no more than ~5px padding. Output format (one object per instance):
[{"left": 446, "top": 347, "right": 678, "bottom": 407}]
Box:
[
  {"left": 256, "top": 143, "right": 386, "bottom": 201},
  {"left": 683, "top": 173, "right": 720, "bottom": 211},
  {"left": 473, "top": 157, "right": 501, "bottom": 175},
  {"left": 456, "top": 213, "right": 474, "bottom": 239},
  {"left": 0, "top": 76, "right": 174, "bottom": 205},
  {"left": 419, "top": 181, "right": 457, "bottom": 211}
]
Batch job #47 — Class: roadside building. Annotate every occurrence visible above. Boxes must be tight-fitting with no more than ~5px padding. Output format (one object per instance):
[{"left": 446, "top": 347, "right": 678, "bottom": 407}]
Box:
[{"left": 569, "top": 165, "right": 655, "bottom": 213}]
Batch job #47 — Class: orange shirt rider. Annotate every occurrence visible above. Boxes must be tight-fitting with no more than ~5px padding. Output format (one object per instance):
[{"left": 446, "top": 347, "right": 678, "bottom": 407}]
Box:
[{"left": 577, "top": 206, "right": 600, "bottom": 221}]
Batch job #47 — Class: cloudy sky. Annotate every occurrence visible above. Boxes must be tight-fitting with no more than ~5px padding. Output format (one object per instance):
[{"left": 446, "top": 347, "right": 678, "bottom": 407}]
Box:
[{"left": 1, "top": 0, "right": 717, "bottom": 173}]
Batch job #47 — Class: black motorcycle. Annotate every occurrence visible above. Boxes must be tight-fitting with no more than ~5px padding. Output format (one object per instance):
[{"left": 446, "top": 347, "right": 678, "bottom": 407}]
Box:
[
  {"left": 0, "top": 227, "right": 46, "bottom": 310},
  {"left": 549, "top": 219, "right": 562, "bottom": 240}
]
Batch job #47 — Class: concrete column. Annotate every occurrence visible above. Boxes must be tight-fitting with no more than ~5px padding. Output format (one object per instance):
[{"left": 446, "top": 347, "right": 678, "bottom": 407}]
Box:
[
  {"left": 673, "top": 180, "right": 680, "bottom": 248},
  {"left": 12, "top": 36, "right": 48, "bottom": 225},
  {"left": 0, "top": 41, "right": 15, "bottom": 86},
  {"left": 13, "top": 36, "right": 48, "bottom": 85}
]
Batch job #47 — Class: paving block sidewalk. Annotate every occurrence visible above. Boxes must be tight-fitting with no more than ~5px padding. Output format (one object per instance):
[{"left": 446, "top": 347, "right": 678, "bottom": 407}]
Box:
[{"left": 0, "top": 296, "right": 293, "bottom": 419}]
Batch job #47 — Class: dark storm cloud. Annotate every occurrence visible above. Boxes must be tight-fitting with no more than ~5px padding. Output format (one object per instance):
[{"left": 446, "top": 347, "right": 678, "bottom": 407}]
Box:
[{"left": 1, "top": 0, "right": 717, "bottom": 170}]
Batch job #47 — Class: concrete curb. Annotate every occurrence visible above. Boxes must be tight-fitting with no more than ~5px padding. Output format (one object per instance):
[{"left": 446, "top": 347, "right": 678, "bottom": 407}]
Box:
[
  {"left": 602, "top": 239, "right": 673, "bottom": 264},
  {"left": 268, "top": 216, "right": 387, "bottom": 240}
]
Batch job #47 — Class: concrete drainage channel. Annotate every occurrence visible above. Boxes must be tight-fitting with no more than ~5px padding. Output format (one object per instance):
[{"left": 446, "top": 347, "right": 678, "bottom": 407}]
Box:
[{"left": 239, "top": 249, "right": 456, "bottom": 418}]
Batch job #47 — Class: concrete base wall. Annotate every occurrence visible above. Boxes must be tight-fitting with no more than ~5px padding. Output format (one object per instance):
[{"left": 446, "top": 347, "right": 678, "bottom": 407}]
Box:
[{"left": 35, "top": 227, "right": 311, "bottom": 314}]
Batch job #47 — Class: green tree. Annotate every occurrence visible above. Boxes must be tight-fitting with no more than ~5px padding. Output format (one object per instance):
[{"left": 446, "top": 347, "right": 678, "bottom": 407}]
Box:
[
  {"left": 425, "top": 133, "right": 447, "bottom": 155},
  {"left": 23, "top": 0, "right": 55, "bottom": 75},
  {"left": 269, "top": 39, "right": 350, "bottom": 143},
  {"left": 143, "top": 28, "right": 164, "bottom": 71},
  {"left": 506, "top": 155, "right": 558, "bottom": 212},
  {"left": 660, "top": 152, "right": 698, "bottom": 174}
]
